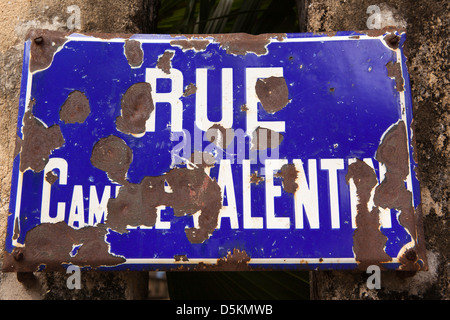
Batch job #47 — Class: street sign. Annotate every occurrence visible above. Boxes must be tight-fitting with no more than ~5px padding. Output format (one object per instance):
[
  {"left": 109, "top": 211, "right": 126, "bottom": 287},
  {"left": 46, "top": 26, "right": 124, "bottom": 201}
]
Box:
[{"left": 3, "top": 29, "right": 427, "bottom": 272}]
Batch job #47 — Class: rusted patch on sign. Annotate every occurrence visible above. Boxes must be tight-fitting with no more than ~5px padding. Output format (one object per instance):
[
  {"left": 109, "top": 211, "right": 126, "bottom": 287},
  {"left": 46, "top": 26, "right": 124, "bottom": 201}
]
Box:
[
  {"left": 383, "top": 33, "right": 401, "bottom": 50},
  {"left": 124, "top": 40, "right": 144, "bottom": 67},
  {"left": 59, "top": 90, "right": 91, "bottom": 124},
  {"left": 170, "top": 39, "right": 210, "bottom": 52},
  {"left": 174, "top": 254, "right": 189, "bottom": 262},
  {"left": 116, "top": 82, "right": 154, "bottom": 136},
  {"left": 19, "top": 100, "right": 65, "bottom": 172},
  {"left": 162, "top": 167, "right": 222, "bottom": 243},
  {"left": 346, "top": 121, "right": 428, "bottom": 271},
  {"left": 206, "top": 124, "right": 235, "bottom": 149},
  {"left": 156, "top": 50, "right": 175, "bottom": 74},
  {"left": 346, "top": 159, "right": 392, "bottom": 270},
  {"left": 2, "top": 222, "right": 125, "bottom": 272},
  {"left": 363, "top": 26, "right": 405, "bottom": 37},
  {"left": 107, "top": 182, "right": 158, "bottom": 234},
  {"left": 12, "top": 217, "right": 20, "bottom": 241},
  {"left": 214, "top": 33, "right": 285, "bottom": 56},
  {"left": 250, "top": 171, "right": 264, "bottom": 185},
  {"left": 27, "top": 29, "right": 67, "bottom": 73},
  {"left": 107, "top": 165, "right": 222, "bottom": 243},
  {"left": 195, "top": 249, "right": 251, "bottom": 271},
  {"left": 275, "top": 163, "right": 299, "bottom": 194},
  {"left": 45, "top": 171, "right": 58, "bottom": 185},
  {"left": 183, "top": 83, "right": 197, "bottom": 97},
  {"left": 386, "top": 60, "right": 404, "bottom": 92},
  {"left": 251, "top": 127, "right": 284, "bottom": 150},
  {"left": 90, "top": 135, "right": 133, "bottom": 184},
  {"left": 374, "top": 121, "right": 427, "bottom": 271},
  {"left": 255, "top": 76, "right": 290, "bottom": 114}
]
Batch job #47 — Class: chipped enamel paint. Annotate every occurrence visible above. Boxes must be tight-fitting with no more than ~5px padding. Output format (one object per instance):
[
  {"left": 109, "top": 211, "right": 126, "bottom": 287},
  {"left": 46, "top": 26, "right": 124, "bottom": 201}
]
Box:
[{"left": 3, "top": 30, "right": 425, "bottom": 272}]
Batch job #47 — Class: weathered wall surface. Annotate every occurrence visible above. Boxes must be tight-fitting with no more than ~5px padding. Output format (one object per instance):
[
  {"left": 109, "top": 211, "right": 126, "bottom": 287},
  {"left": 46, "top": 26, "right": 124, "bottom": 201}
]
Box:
[
  {"left": 0, "top": 0, "right": 161, "bottom": 300},
  {"left": 307, "top": 0, "right": 449, "bottom": 299}
]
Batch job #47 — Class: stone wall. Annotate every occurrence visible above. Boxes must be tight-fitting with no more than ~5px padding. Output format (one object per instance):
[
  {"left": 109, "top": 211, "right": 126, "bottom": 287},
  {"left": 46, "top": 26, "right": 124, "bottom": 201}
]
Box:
[
  {"left": 307, "top": 0, "right": 449, "bottom": 299},
  {"left": 0, "top": 0, "right": 447, "bottom": 300}
]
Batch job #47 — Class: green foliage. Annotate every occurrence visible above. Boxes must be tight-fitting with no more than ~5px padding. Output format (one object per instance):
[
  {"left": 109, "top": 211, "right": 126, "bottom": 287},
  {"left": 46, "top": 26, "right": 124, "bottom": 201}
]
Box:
[{"left": 157, "top": 0, "right": 300, "bottom": 34}]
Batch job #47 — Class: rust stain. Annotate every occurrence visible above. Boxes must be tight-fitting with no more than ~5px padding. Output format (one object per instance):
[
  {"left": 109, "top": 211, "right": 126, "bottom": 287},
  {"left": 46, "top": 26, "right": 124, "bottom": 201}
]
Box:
[
  {"left": 27, "top": 29, "right": 67, "bottom": 73},
  {"left": 206, "top": 124, "right": 235, "bottom": 149},
  {"left": 214, "top": 33, "right": 286, "bottom": 56},
  {"left": 363, "top": 26, "right": 405, "bottom": 37},
  {"left": 156, "top": 50, "right": 174, "bottom": 74},
  {"left": 90, "top": 135, "right": 133, "bottom": 184},
  {"left": 346, "top": 159, "right": 392, "bottom": 270},
  {"left": 2, "top": 222, "right": 125, "bottom": 272},
  {"left": 107, "top": 166, "right": 222, "bottom": 244},
  {"left": 250, "top": 171, "right": 264, "bottom": 185},
  {"left": 383, "top": 33, "right": 401, "bottom": 50},
  {"left": 80, "top": 31, "right": 133, "bottom": 40},
  {"left": 240, "top": 104, "right": 248, "bottom": 112},
  {"left": 251, "top": 126, "right": 284, "bottom": 150},
  {"left": 162, "top": 167, "right": 222, "bottom": 244},
  {"left": 183, "top": 83, "right": 197, "bottom": 97},
  {"left": 373, "top": 121, "right": 427, "bottom": 271},
  {"left": 20, "top": 100, "right": 65, "bottom": 173},
  {"left": 195, "top": 249, "right": 251, "bottom": 271},
  {"left": 275, "top": 163, "right": 299, "bottom": 194},
  {"left": 45, "top": 171, "right": 58, "bottom": 185},
  {"left": 59, "top": 90, "right": 91, "bottom": 124},
  {"left": 116, "top": 82, "right": 154, "bottom": 136},
  {"left": 170, "top": 39, "right": 210, "bottom": 51},
  {"left": 106, "top": 181, "right": 157, "bottom": 234},
  {"left": 12, "top": 217, "right": 20, "bottom": 241},
  {"left": 124, "top": 40, "right": 144, "bottom": 67},
  {"left": 174, "top": 255, "right": 189, "bottom": 262},
  {"left": 255, "top": 76, "right": 290, "bottom": 114},
  {"left": 386, "top": 60, "right": 404, "bottom": 92}
]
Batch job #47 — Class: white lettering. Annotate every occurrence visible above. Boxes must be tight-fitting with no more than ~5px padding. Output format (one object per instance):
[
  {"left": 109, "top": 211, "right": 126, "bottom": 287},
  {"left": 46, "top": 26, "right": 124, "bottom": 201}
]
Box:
[
  {"left": 88, "top": 185, "right": 111, "bottom": 226},
  {"left": 216, "top": 160, "right": 239, "bottom": 229},
  {"left": 145, "top": 67, "right": 184, "bottom": 132},
  {"left": 321, "top": 158, "right": 344, "bottom": 229},
  {"left": 41, "top": 158, "right": 68, "bottom": 223},
  {"left": 265, "top": 159, "right": 290, "bottom": 229},
  {"left": 294, "top": 159, "right": 319, "bottom": 229},
  {"left": 195, "top": 68, "right": 234, "bottom": 131},
  {"left": 243, "top": 159, "right": 263, "bottom": 229},
  {"left": 68, "top": 185, "right": 85, "bottom": 229},
  {"left": 155, "top": 206, "right": 171, "bottom": 229},
  {"left": 348, "top": 158, "right": 391, "bottom": 229}
]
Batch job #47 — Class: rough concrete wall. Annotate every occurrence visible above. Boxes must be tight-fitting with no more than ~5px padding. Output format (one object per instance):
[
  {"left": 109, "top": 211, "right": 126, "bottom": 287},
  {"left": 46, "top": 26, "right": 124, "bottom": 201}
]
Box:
[
  {"left": 307, "top": 0, "right": 449, "bottom": 299},
  {"left": 0, "top": 0, "right": 159, "bottom": 300}
]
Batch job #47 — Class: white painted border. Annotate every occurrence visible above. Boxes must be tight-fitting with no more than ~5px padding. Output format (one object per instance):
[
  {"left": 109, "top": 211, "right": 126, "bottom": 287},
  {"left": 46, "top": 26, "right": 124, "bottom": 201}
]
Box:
[{"left": 123, "top": 257, "right": 400, "bottom": 265}]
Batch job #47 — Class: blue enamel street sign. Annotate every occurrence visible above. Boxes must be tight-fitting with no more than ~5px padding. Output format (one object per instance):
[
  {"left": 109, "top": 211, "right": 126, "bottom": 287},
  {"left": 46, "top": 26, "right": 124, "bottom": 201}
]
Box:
[{"left": 3, "top": 29, "right": 427, "bottom": 272}]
